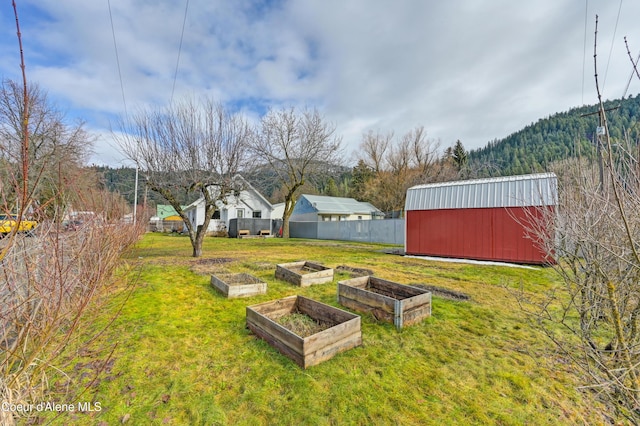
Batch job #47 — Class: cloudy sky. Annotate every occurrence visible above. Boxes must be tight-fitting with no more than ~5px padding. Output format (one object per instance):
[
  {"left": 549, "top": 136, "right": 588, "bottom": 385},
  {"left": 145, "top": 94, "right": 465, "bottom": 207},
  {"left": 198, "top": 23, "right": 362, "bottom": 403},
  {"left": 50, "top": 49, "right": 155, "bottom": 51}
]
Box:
[{"left": 1, "top": 1, "right": 639, "bottom": 167}]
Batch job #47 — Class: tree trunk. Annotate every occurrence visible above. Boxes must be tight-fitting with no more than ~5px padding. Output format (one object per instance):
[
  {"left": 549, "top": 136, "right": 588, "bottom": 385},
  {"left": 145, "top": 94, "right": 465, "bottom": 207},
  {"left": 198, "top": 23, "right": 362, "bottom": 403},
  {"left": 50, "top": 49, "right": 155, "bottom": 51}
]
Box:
[
  {"left": 281, "top": 198, "right": 295, "bottom": 239},
  {"left": 282, "top": 214, "right": 290, "bottom": 238},
  {"left": 191, "top": 225, "right": 205, "bottom": 257}
]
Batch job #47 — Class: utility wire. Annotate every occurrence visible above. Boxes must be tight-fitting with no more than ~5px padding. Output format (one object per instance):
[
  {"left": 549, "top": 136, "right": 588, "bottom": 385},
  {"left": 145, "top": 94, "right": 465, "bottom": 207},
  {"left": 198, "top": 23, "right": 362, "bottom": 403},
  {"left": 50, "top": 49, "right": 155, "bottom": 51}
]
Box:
[
  {"left": 171, "top": 0, "right": 190, "bottom": 104},
  {"left": 107, "top": 0, "right": 127, "bottom": 118},
  {"left": 602, "top": 0, "right": 624, "bottom": 92}
]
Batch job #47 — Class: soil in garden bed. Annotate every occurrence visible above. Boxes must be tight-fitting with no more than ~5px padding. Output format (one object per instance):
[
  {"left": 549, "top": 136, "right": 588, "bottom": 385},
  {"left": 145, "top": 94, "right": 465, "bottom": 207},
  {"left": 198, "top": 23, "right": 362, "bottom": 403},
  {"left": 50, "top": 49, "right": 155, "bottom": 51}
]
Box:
[
  {"left": 291, "top": 265, "right": 322, "bottom": 275},
  {"left": 276, "top": 311, "right": 332, "bottom": 337},
  {"left": 364, "top": 284, "right": 410, "bottom": 300},
  {"left": 226, "top": 276, "right": 260, "bottom": 285}
]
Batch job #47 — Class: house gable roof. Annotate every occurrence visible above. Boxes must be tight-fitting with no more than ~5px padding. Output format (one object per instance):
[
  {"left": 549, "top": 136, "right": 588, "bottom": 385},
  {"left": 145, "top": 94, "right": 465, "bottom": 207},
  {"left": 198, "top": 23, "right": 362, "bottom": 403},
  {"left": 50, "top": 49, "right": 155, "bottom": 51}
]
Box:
[{"left": 181, "top": 175, "right": 272, "bottom": 212}]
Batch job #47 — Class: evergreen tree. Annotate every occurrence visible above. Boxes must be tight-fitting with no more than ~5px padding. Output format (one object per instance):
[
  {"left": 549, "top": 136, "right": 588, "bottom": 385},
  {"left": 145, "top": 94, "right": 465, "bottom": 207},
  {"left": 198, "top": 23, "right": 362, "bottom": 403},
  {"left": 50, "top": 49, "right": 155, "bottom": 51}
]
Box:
[
  {"left": 452, "top": 140, "right": 468, "bottom": 170},
  {"left": 349, "top": 159, "right": 374, "bottom": 201},
  {"left": 324, "top": 177, "right": 339, "bottom": 197}
]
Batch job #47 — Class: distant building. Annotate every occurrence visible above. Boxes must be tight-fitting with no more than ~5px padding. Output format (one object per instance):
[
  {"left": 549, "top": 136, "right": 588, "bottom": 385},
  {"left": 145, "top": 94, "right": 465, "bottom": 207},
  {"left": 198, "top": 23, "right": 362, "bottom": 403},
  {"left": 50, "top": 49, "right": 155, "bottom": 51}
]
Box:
[
  {"left": 149, "top": 205, "right": 186, "bottom": 232},
  {"left": 290, "top": 194, "right": 383, "bottom": 222},
  {"left": 184, "top": 176, "right": 273, "bottom": 233},
  {"left": 271, "top": 202, "right": 285, "bottom": 220},
  {"left": 155, "top": 205, "right": 183, "bottom": 221}
]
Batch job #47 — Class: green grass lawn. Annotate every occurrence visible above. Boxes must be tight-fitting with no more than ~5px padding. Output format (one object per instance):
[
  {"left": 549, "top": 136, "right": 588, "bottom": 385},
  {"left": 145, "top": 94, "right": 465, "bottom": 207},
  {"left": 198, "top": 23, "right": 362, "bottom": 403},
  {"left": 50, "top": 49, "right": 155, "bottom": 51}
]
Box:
[{"left": 40, "top": 233, "right": 606, "bottom": 425}]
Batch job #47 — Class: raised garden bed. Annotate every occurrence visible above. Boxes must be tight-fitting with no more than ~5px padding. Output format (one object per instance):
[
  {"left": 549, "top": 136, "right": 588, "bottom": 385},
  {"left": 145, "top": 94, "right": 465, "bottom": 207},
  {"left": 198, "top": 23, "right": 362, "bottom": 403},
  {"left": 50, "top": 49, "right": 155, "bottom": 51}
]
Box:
[
  {"left": 275, "top": 261, "right": 334, "bottom": 287},
  {"left": 211, "top": 273, "right": 267, "bottom": 298},
  {"left": 246, "top": 295, "right": 362, "bottom": 368},
  {"left": 337, "top": 276, "right": 432, "bottom": 329}
]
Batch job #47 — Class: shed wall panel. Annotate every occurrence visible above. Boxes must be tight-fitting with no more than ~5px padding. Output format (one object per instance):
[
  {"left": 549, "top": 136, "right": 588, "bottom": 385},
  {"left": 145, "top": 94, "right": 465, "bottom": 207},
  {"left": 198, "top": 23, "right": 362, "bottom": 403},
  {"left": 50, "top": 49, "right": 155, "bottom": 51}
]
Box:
[{"left": 406, "top": 206, "right": 554, "bottom": 264}]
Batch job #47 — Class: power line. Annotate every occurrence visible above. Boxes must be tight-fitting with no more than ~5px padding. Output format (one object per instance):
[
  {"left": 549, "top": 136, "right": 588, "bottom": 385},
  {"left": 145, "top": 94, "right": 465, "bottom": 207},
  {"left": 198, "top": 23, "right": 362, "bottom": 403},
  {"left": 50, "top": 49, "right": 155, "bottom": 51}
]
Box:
[
  {"left": 107, "top": 0, "right": 127, "bottom": 118},
  {"left": 602, "top": 0, "right": 624, "bottom": 92},
  {"left": 171, "top": 0, "right": 190, "bottom": 104}
]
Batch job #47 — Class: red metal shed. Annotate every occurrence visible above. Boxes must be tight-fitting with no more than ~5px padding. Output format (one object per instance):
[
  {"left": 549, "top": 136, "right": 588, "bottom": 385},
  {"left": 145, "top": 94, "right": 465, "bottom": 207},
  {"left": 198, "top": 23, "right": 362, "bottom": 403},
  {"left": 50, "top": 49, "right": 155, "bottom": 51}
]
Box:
[{"left": 404, "top": 173, "right": 557, "bottom": 265}]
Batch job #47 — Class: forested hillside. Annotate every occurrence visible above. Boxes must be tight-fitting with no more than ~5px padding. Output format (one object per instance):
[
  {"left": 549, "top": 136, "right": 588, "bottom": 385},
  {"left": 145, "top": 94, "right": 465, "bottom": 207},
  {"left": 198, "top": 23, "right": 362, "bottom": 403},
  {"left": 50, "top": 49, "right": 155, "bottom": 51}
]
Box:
[{"left": 468, "top": 95, "right": 640, "bottom": 176}]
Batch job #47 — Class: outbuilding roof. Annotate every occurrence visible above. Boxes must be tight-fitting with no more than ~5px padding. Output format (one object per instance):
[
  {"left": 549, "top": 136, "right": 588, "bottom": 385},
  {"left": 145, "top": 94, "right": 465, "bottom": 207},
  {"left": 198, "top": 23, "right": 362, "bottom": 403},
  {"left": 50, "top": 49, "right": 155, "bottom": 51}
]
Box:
[
  {"left": 405, "top": 172, "right": 557, "bottom": 211},
  {"left": 299, "top": 194, "right": 381, "bottom": 215}
]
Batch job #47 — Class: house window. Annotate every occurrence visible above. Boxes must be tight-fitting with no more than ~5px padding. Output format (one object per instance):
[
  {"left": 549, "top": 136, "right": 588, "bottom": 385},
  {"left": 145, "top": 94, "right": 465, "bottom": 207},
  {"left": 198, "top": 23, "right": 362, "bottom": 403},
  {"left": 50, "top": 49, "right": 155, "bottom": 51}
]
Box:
[
  {"left": 253, "top": 211, "right": 262, "bottom": 218},
  {"left": 357, "top": 216, "right": 362, "bottom": 220},
  {"left": 213, "top": 210, "right": 220, "bottom": 219},
  {"left": 236, "top": 209, "right": 244, "bottom": 218}
]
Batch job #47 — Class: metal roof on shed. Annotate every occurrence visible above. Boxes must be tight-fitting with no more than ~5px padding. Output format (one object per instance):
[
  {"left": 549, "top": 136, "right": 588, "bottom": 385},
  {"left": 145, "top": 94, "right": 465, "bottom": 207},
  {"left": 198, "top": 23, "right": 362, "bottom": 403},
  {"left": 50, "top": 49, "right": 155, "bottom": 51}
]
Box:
[{"left": 405, "top": 173, "right": 557, "bottom": 211}]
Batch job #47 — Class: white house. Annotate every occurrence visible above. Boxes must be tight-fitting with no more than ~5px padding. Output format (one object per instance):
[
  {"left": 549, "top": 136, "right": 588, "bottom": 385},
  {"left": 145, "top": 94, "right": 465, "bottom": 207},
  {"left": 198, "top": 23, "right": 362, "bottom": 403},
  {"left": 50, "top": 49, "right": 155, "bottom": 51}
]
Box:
[
  {"left": 290, "top": 194, "right": 383, "bottom": 222},
  {"left": 271, "top": 202, "right": 285, "bottom": 220},
  {"left": 184, "top": 176, "right": 273, "bottom": 233}
]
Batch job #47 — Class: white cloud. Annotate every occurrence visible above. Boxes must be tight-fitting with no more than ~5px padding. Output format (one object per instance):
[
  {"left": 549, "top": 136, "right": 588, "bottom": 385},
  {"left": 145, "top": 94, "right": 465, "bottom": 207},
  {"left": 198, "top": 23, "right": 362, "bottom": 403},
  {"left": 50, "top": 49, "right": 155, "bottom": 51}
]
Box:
[{"left": 1, "top": 0, "right": 639, "bottom": 167}]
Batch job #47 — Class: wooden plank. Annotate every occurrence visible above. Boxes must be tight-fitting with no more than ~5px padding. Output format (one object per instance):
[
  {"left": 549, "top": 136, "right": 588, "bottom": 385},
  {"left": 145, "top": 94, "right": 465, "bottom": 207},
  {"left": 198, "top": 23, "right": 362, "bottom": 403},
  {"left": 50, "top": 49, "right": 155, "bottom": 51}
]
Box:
[
  {"left": 338, "top": 295, "right": 394, "bottom": 323},
  {"left": 338, "top": 276, "right": 369, "bottom": 290},
  {"left": 402, "top": 303, "right": 432, "bottom": 326},
  {"left": 296, "top": 296, "right": 358, "bottom": 324},
  {"left": 401, "top": 291, "right": 431, "bottom": 311},
  {"left": 369, "top": 278, "right": 413, "bottom": 300},
  {"left": 247, "top": 319, "right": 305, "bottom": 367},
  {"left": 246, "top": 307, "right": 303, "bottom": 354},
  {"left": 304, "top": 261, "right": 328, "bottom": 272},
  {"left": 299, "top": 272, "right": 333, "bottom": 286},
  {"left": 303, "top": 328, "right": 362, "bottom": 368},
  {"left": 303, "top": 316, "right": 361, "bottom": 355},
  {"left": 278, "top": 261, "right": 306, "bottom": 270},
  {"left": 228, "top": 283, "right": 267, "bottom": 298},
  {"left": 211, "top": 276, "right": 230, "bottom": 296},
  {"left": 275, "top": 264, "right": 303, "bottom": 285},
  {"left": 249, "top": 295, "right": 297, "bottom": 316},
  {"left": 338, "top": 283, "right": 395, "bottom": 312}
]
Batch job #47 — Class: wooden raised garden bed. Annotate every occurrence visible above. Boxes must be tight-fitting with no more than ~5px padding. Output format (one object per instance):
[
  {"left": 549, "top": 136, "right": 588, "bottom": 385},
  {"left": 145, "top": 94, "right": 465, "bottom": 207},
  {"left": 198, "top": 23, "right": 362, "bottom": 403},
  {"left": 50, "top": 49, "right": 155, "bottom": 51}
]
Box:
[
  {"left": 337, "top": 276, "right": 432, "bottom": 329},
  {"left": 211, "top": 273, "right": 267, "bottom": 298},
  {"left": 275, "top": 261, "right": 334, "bottom": 287},
  {"left": 246, "top": 295, "right": 362, "bottom": 368}
]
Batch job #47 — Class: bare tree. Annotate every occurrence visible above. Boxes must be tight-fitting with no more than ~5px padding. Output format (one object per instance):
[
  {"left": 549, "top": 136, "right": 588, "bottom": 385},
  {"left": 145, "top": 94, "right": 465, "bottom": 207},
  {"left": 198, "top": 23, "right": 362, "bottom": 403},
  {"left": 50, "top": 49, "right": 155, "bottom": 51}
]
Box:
[
  {"left": 357, "top": 126, "right": 443, "bottom": 214},
  {"left": 250, "top": 107, "right": 342, "bottom": 238},
  {"left": 518, "top": 18, "right": 640, "bottom": 422},
  {"left": 0, "top": 79, "right": 92, "bottom": 218},
  {"left": 116, "top": 97, "right": 252, "bottom": 257},
  {"left": 360, "top": 129, "right": 392, "bottom": 173}
]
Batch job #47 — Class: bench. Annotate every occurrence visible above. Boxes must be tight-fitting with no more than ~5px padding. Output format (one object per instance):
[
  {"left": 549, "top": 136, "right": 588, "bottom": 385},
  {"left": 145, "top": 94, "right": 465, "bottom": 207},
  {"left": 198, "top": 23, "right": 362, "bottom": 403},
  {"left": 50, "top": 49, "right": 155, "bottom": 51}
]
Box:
[
  {"left": 258, "top": 229, "right": 271, "bottom": 236},
  {"left": 238, "top": 229, "right": 250, "bottom": 237}
]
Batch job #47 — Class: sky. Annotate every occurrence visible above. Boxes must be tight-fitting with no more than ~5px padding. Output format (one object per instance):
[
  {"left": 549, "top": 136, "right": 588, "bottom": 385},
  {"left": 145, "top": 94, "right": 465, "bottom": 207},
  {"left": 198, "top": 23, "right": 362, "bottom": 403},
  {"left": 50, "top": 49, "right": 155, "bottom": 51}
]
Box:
[{"left": 1, "top": 0, "right": 639, "bottom": 168}]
